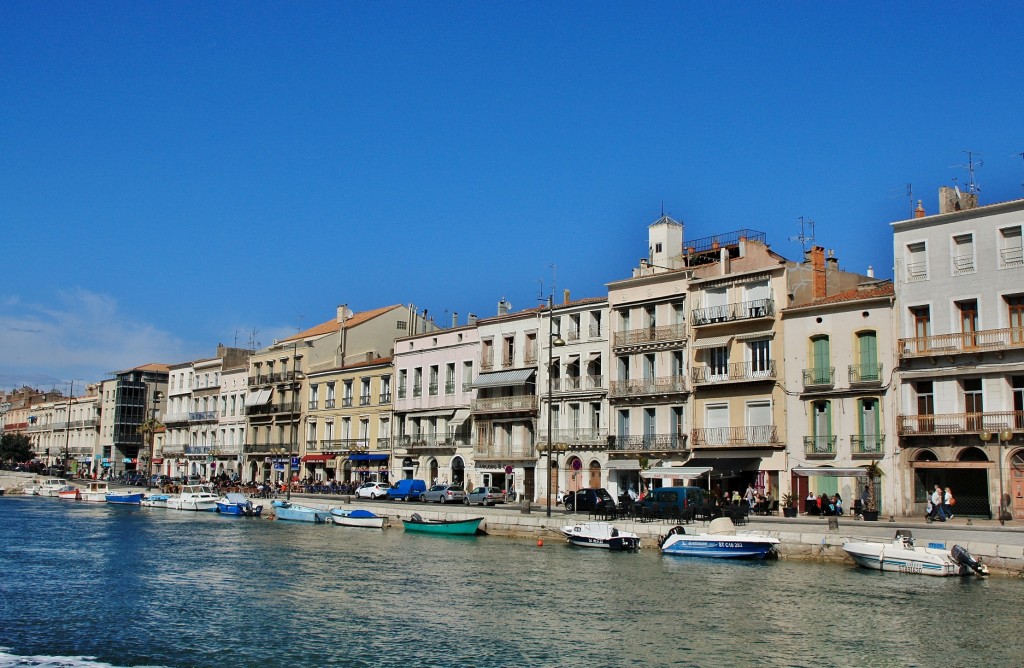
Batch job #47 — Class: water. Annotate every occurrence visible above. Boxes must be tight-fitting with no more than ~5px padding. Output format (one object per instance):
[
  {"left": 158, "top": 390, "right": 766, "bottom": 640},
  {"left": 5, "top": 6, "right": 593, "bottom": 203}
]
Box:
[{"left": 1, "top": 496, "right": 1022, "bottom": 668}]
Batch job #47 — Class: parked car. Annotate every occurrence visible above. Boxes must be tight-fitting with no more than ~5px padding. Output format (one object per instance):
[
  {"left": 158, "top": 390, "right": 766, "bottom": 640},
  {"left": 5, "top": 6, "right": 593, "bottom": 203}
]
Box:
[
  {"left": 464, "top": 486, "right": 505, "bottom": 506},
  {"left": 355, "top": 481, "right": 390, "bottom": 500},
  {"left": 563, "top": 488, "right": 616, "bottom": 512},
  {"left": 421, "top": 484, "right": 466, "bottom": 504},
  {"left": 387, "top": 479, "right": 427, "bottom": 501}
]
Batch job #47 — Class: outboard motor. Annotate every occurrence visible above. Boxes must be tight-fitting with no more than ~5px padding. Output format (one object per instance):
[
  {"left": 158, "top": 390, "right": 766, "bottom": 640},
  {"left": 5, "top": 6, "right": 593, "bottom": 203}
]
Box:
[
  {"left": 950, "top": 544, "right": 989, "bottom": 577},
  {"left": 658, "top": 525, "right": 686, "bottom": 548}
]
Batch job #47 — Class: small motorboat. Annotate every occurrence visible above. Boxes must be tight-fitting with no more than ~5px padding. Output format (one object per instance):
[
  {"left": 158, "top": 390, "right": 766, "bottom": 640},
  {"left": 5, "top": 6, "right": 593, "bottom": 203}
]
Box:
[
  {"left": 330, "top": 508, "right": 386, "bottom": 529},
  {"left": 58, "top": 488, "right": 81, "bottom": 501},
  {"left": 141, "top": 493, "right": 170, "bottom": 508},
  {"left": 216, "top": 492, "right": 264, "bottom": 516},
  {"left": 561, "top": 521, "right": 640, "bottom": 551},
  {"left": 402, "top": 513, "right": 482, "bottom": 535},
  {"left": 32, "top": 478, "right": 72, "bottom": 497},
  {"left": 843, "top": 530, "right": 988, "bottom": 577},
  {"left": 166, "top": 485, "right": 218, "bottom": 512},
  {"left": 106, "top": 492, "right": 144, "bottom": 505},
  {"left": 80, "top": 481, "right": 111, "bottom": 503},
  {"left": 271, "top": 500, "right": 330, "bottom": 523},
  {"left": 659, "top": 517, "right": 779, "bottom": 559}
]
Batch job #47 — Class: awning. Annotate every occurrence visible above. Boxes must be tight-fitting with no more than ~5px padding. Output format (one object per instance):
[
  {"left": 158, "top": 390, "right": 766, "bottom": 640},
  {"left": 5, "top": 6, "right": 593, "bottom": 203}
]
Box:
[
  {"left": 792, "top": 466, "right": 869, "bottom": 477},
  {"left": 448, "top": 408, "right": 471, "bottom": 428},
  {"left": 735, "top": 331, "right": 775, "bottom": 341},
  {"left": 605, "top": 459, "right": 640, "bottom": 471},
  {"left": 301, "top": 454, "right": 333, "bottom": 463},
  {"left": 244, "top": 388, "right": 272, "bottom": 407},
  {"left": 408, "top": 409, "right": 454, "bottom": 418},
  {"left": 587, "top": 351, "right": 602, "bottom": 361},
  {"left": 472, "top": 369, "right": 535, "bottom": 388},
  {"left": 692, "top": 336, "right": 732, "bottom": 350},
  {"left": 349, "top": 453, "right": 389, "bottom": 462},
  {"left": 641, "top": 466, "right": 713, "bottom": 478},
  {"left": 683, "top": 457, "right": 759, "bottom": 476},
  {"left": 152, "top": 458, "right": 163, "bottom": 464}
]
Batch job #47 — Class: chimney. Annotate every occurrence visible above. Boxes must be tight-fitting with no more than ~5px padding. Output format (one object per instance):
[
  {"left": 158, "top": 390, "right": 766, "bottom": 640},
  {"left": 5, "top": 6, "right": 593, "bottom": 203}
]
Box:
[
  {"left": 497, "top": 298, "right": 511, "bottom": 316},
  {"left": 719, "top": 247, "right": 730, "bottom": 275},
  {"left": 826, "top": 249, "right": 838, "bottom": 270},
  {"left": 563, "top": 289, "right": 570, "bottom": 305},
  {"left": 811, "top": 246, "right": 826, "bottom": 299},
  {"left": 336, "top": 304, "right": 351, "bottom": 323},
  {"left": 867, "top": 266, "right": 874, "bottom": 278},
  {"left": 939, "top": 186, "right": 978, "bottom": 214},
  {"left": 452, "top": 312, "right": 458, "bottom": 328},
  {"left": 467, "top": 313, "right": 477, "bottom": 326},
  {"left": 914, "top": 200, "right": 925, "bottom": 218}
]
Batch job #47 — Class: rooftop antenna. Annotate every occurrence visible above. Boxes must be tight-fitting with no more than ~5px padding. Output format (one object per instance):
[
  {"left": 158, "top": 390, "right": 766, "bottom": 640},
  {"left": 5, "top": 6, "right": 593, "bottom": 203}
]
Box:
[
  {"left": 537, "top": 263, "right": 557, "bottom": 305},
  {"left": 1016, "top": 152, "right": 1024, "bottom": 193},
  {"left": 950, "top": 151, "right": 983, "bottom": 194},
  {"left": 247, "top": 327, "right": 260, "bottom": 351},
  {"left": 790, "top": 217, "right": 816, "bottom": 255},
  {"left": 906, "top": 183, "right": 914, "bottom": 218}
]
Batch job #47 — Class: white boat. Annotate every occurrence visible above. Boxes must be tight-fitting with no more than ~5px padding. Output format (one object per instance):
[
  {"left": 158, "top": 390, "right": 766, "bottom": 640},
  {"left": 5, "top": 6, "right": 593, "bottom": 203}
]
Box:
[
  {"left": 560, "top": 521, "right": 640, "bottom": 551},
  {"left": 80, "top": 481, "right": 111, "bottom": 503},
  {"left": 271, "top": 500, "right": 331, "bottom": 523},
  {"left": 26, "top": 478, "right": 72, "bottom": 497},
  {"left": 141, "top": 493, "right": 171, "bottom": 508},
  {"left": 58, "top": 487, "right": 81, "bottom": 500},
  {"left": 843, "top": 530, "right": 989, "bottom": 577},
  {"left": 330, "top": 508, "right": 386, "bottom": 529},
  {"left": 659, "top": 517, "right": 780, "bottom": 559},
  {"left": 216, "top": 492, "right": 263, "bottom": 516},
  {"left": 165, "top": 485, "right": 219, "bottom": 512}
]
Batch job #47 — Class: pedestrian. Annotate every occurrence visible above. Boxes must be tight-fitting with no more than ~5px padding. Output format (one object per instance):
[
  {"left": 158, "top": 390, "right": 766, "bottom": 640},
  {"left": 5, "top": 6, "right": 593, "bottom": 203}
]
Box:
[
  {"left": 943, "top": 486, "right": 955, "bottom": 520},
  {"left": 744, "top": 483, "right": 756, "bottom": 508},
  {"left": 930, "top": 484, "right": 946, "bottom": 521}
]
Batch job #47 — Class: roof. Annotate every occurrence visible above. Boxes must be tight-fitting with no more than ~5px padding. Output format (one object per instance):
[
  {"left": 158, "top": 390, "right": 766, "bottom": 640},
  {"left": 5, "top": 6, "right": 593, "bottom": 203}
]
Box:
[
  {"left": 278, "top": 305, "right": 402, "bottom": 343},
  {"left": 784, "top": 282, "right": 894, "bottom": 312}
]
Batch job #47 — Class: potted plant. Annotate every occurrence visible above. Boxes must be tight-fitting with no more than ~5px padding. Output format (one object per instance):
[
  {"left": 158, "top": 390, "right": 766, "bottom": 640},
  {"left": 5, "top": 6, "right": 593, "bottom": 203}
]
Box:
[
  {"left": 862, "top": 460, "right": 883, "bottom": 521},
  {"left": 781, "top": 492, "right": 798, "bottom": 518}
]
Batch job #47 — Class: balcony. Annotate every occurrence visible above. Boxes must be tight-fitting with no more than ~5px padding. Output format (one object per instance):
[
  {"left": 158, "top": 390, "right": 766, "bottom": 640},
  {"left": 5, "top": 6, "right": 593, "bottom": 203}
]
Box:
[
  {"left": 905, "top": 261, "right": 928, "bottom": 283},
  {"left": 1001, "top": 246, "right": 1023, "bottom": 269},
  {"left": 380, "top": 392, "right": 392, "bottom": 403},
  {"left": 897, "top": 411, "right": 1024, "bottom": 436},
  {"left": 398, "top": 435, "right": 466, "bottom": 451},
  {"left": 691, "top": 425, "right": 780, "bottom": 448},
  {"left": 606, "top": 434, "right": 688, "bottom": 454},
  {"left": 428, "top": 383, "right": 438, "bottom": 396},
  {"left": 537, "top": 428, "right": 610, "bottom": 449},
  {"left": 471, "top": 395, "right": 538, "bottom": 414},
  {"left": 690, "top": 299, "right": 774, "bottom": 327},
  {"left": 188, "top": 411, "right": 218, "bottom": 423},
  {"left": 849, "top": 363, "right": 883, "bottom": 385},
  {"left": 445, "top": 382, "right": 455, "bottom": 395},
  {"left": 359, "top": 395, "right": 371, "bottom": 406},
  {"left": 397, "top": 387, "right": 407, "bottom": 399},
  {"left": 325, "top": 398, "right": 336, "bottom": 409},
  {"left": 308, "top": 400, "right": 319, "bottom": 410},
  {"left": 898, "top": 328, "right": 1024, "bottom": 359},
  {"left": 343, "top": 397, "right": 353, "bottom": 407},
  {"left": 612, "top": 323, "right": 687, "bottom": 349},
  {"left": 609, "top": 376, "right": 687, "bottom": 399},
  {"left": 691, "top": 360, "right": 776, "bottom": 385},
  {"left": 552, "top": 375, "right": 605, "bottom": 393},
  {"left": 802, "top": 367, "right": 835, "bottom": 389},
  {"left": 851, "top": 434, "right": 886, "bottom": 458},
  {"left": 480, "top": 357, "right": 494, "bottom": 371},
  {"left": 472, "top": 442, "right": 537, "bottom": 461},
  {"left": 245, "top": 402, "right": 301, "bottom": 417},
  {"left": 242, "top": 442, "right": 295, "bottom": 454},
  {"left": 162, "top": 412, "right": 190, "bottom": 425},
  {"left": 501, "top": 355, "right": 515, "bottom": 368},
  {"left": 184, "top": 445, "right": 213, "bottom": 455},
  {"left": 524, "top": 349, "right": 538, "bottom": 364},
  {"left": 804, "top": 435, "right": 837, "bottom": 458},
  {"left": 412, "top": 386, "right": 422, "bottom": 398}
]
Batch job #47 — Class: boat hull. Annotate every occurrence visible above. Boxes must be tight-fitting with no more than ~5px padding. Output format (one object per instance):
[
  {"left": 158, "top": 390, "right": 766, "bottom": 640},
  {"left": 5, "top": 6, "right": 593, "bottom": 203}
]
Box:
[
  {"left": 272, "top": 501, "right": 330, "bottom": 523},
  {"left": 561, "top": 522, "right": 640, "bottom": 551},
  {"left": 217, "top": 502, "right": 264, "bottom": 516},
  {"left": 58, "top": 489, "right": 81, "bottom": 501},
  {"left": 843, "top": 542, "right": 958, "bottom": 576},
  {"left": 330, "top": 509, "right": 386, "bottom": 529},
  {"left": 106, "top": 493, "right": 144, "bottom": 505},
  {"left": 660, "top": 535, "right": 778, "bottom": 559},
  {"left": 141, "top": 494, "right": 170, "bottom": 508},
  {"left": 402, "top": 516, "right": 482, "bottom": 535}
]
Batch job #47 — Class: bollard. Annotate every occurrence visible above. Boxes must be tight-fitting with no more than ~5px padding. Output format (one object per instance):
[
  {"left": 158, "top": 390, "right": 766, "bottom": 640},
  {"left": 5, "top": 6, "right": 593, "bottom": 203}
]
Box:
[
  {"left": 520, "top": 498, "right": 531, "bottom": 514},
  {"left": 828, "top": 516, "right": 839, "bottom": 531}
]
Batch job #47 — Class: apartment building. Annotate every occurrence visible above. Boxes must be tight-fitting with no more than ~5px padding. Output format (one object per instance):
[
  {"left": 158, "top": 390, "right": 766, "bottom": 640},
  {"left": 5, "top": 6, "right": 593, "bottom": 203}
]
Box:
[
  {"left": 96, "top": 364, "right": 168, "bottom": 477},
  {"left": 25, "top": 384, "right": 101, "bottom": 475},
  {"left": 894, "top": 189, "right": 1024, "bottom": 520}
]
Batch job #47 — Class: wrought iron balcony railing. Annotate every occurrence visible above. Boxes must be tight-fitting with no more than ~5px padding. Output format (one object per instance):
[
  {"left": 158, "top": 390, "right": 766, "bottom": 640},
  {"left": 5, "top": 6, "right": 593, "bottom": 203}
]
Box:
[
  {"left": 612, "top": 323, "right": 686, "bottom": 348},
  {"left": 691, "top": 360, "right": 776, "bottom": 385},
  {"left": 690, "top": 299, "right": 774, "bottom": 326},
  {"left": 606, "top": 434, "right": 688, "bottom": 453},
  {"left": 691, "top": 425, "right": 779, "bottom": 447},
  {"left": 849, "top": 363, "right": 883, "bottom": 384},
  {"left": 802, "top": 367, "right": 835, "bottom": 388},
  {"left": 804, "top": 435, "right": 837, "bottom": 456},
  {"left": 898, "top": 327, "right": 1024, "bottom": 359},
  {"left": 471, "top": 396, "right": 538, "bottom": 413},
  {"left": 897, "top": 411, "right": 1024, "bottom": 436},
  {"left": 536, "top": 428, "right": 610, "bottom": 448},
  {"left": 472, "top": 442, "right": 537, "bottom": 460},
  {"left": 609, "top": 376, "right": 687, "bottom": 398},
  {"left": 851, "top": 434, "right": 886, "bottom": 457}
]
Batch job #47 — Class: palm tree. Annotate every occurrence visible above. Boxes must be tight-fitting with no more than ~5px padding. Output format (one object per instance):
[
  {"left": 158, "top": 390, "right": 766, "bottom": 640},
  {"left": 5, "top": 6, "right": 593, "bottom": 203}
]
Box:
[
  {"left": 137, "top": 417, "right": 164, "bottom": 489},
  {"left": 863, "top": 460, "right": 884, "bottom": 517}
]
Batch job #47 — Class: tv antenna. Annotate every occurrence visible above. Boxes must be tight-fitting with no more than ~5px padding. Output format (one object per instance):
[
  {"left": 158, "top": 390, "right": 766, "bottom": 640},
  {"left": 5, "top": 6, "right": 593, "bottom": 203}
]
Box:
[
  {"left": 790, "top": 217, "right": 816, "bottom": 254},
  {"left": 906, "top": 183, "right": 914, "bottom": 218},
  {"left": 247, "top": 327, "right": 260, "bottom": 351},
  {"left": 537, "top": 263, "right": 557, "bottom": 305},
  {"left": 1016, "top": 152, "right": 1024, "bottom": 193},
  {"left": 950, "top": 150, "right": 983, "bottom": 194}
]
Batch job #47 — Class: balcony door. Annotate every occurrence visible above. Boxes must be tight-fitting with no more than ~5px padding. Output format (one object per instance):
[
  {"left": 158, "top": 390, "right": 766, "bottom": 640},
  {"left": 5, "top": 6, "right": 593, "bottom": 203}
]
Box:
[
  {"left": 705, "top": 403, "right": 729, "bottom": 445},
  {"left": 916, "top": 381, "right": 934, "bottom": 432},
  {"left": 812, "top": 401, "right": 831, "bottom": 453},
  {"left": 811, "top": 336, "right": 831, "bottom": 384},
  {"left": 958, "top": 299, "right": 979, "bottom": 349},
  {"left": 1008, "top": 295, "right": 1024, "bottom": 345},
  {"left": 859, "top": 399, "right": 880, "bottom": 454},
  {"left": 857, "top": 332, "right": 879, "bottom": 381},
  {"left": 911, "top": 306, "right": 931, "bottom": 353},
  {"left": 643, "top": 408, "right": 656, "bottom": 449},
  {"left": 963, "top": 379, "right": 983, "bottom": 431}
]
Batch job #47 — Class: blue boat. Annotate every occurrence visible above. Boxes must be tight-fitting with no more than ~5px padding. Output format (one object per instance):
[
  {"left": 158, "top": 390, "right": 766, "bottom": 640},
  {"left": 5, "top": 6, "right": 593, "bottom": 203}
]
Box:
[
  {"left": 105, "top": 492, "right": 144, "bottom": 505},
  {"left": 217, "top": 493, "right": 264, "bottom": 517},
  {"left": 658, "top": 518, "right": 779, "bottom": 560},
  {"left": 271, "top": 500, "right": 330, "bottom": 523}
]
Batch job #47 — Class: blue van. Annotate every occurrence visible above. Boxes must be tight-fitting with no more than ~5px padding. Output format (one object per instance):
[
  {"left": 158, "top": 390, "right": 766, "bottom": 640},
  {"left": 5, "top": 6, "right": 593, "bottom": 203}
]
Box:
[
  {"left": 641, "top": 486, "right": 705, "bottom": 517},
  {"left": 387, "top": 479, "right": 427, "bottom": 501}
]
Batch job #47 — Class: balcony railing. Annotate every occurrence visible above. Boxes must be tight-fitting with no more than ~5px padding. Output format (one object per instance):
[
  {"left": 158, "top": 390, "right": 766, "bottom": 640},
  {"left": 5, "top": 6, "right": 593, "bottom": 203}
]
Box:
[
  {"left": 471, "top": 396, "right": 538, "bottom": 413},
  {"left": 248, "top": 371, "right": 303, "bottom": 386},
  {"left": 691, "top": 425, "right": 779, "bottom": 447},
  {"left": 552, "top": 375, "right": 605, "bottom": 392},
  {"left": 242, "top": 442, "right": 296, "bottom": 454},
  {"left": 905, "top": 261, "right": 928, "bottom": 283},
  {"left": 397, "top": 387, "right": 407, "bottom": 399},
  {"left": 325, "top": 398, "right": 336, "bottom": 409},
  {"left": 380, "top": 392, "right": 392, "bottom": 403},
  {"left": 804, "top": 435, "right": 837, "bottom": 457},
  {"left": 184, "top": 445, "right": 213, "bottom": 455},
  {"left": 1001, "top": 246, "right": 1024, "bottom": 268},
  {"left": 245, "top": 402, "right": 301, "bottom": 417},
  {"left": 189, "top": 411, "right": 218, "bottom": 423},
  {"left": 898, "top": 328, "right": 1024, "bottom": 358},
  {"left": 897, "top": 411, "right": 1024, "bottom": 436},
  {"left": 606, "top": 434, "right": 688, "bottom": 453},
  {"left": 412, "top": 386, "right": 422, "bottom": 398},
  {"left": 849, "top": 363, "right": 883, "bottom": 384},
  {"left": 851, "top": 434, "right": 886, "bottom": 457},
  {"left": 480, "top": 357, "right": 494, "bottom": 371},
  {"left": 524, "top": 349, "right": 538, "bottom": 364},
  {"left": 537, "top": 428, "right": 610, "bottom": 448},
  {"left": 360, "top": 396, "right": 371, "bottom": 406},
  {"left": 612, "top": 323, "right": 687, "bottom": 348},
  {"left": 398, "top": 435, "right": 468, "bottom": 450},
  {"left": 445, "top": 382, "right": 455, "bottom": 394},
  {"left": 802, "top": 367, "right": 835, "bottom": 388},
  {"left": 565, "top": 327, "right": 582, "bottom": 342},
  {"left": 690, "top": 299, "right": 774, "bottom": 326},
  {"left": 343, "top": 397, "right": 353, "bottom": 407},
  {"left": 609, "top": 376, "right": 687, "bottom": 398},
  {"left": 691, "top": 360, "right": 776, "bottom": 385},
  {"left": 428, "top": 383, "right": 438, "bottom": 396},
  {"left": 162, "top": 412, "right": 190, "bottom": 424},
  {"left": 472, "top": 442, "right": 537, "bottom": 460}
]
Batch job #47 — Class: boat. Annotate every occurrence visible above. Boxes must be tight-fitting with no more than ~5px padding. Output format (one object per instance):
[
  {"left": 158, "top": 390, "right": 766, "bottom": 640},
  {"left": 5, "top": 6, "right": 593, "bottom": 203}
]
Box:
[
  {"left": 141, "top": 493, "right": 171, "bottom": 508},
  {"left": 330, "top": 508, "right": 386, "bottom": 529},
  {"left": 165, "top": 485, "right": 218, "bottom": 511},
  {"left": 105, "top": 491, "right": 144, "bottom": 505},
  {"left": 58, "top": 487, "right": 81, "bottom": 501},
  {"left": 271, "top": 500, "right": 330, "bottom": 523},
  {"left": 842, "top": 530, "right": 989, "bottom": 577},
  {"left": 560, "top": 522, "right": 640, "bottom": 551},
  {"left": 80, "top": 481, "right": 111, "bottom": 503},
  {"left": 401, "top": 513, "right": 482, "bottom": 535},
  {"left": 0, "top": 486, "right": 5, "bottom": 496},
  {"left": 659, "top": 517, "right": 780, "bottom": 559},
  {"left": 216, "top": 492, "right": 264, "bottom": 516},
  {"left": 29, "top": 478, "right": 72, "bottom": 497}
]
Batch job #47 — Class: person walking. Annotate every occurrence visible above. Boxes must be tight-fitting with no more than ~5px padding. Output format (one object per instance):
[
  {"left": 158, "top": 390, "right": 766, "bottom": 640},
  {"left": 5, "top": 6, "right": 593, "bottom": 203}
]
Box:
[
  {"left": 930, "top": 484, "right": 946, "bottom": 521},
  {"left": 744, "top": 483, "right": 756, "bottom": 509},
  {"left": 943, "top": 486, "right": 955, "bottom": 520}
]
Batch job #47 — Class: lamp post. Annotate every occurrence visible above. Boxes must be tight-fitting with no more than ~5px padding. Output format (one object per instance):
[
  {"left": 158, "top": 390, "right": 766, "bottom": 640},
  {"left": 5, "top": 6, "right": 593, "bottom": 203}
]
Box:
[
  {"left": 143, "top": 390, "right": 163, "bottom": 491},
  {"left": 980, "top": 429, "right": 1014, "bottom": 524},
  {"left": 545, "top": 296, "right": 566, "bottom": 517}
]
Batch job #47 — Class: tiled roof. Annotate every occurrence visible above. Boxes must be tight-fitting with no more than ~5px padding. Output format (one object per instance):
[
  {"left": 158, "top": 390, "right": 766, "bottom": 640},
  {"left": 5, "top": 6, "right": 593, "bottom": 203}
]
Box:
[
  {"left": 279, "top": 305, "right": 402, "bottom": 342},
  {"left": 787, "top": 282, "right": 894, "bottom": 310}
]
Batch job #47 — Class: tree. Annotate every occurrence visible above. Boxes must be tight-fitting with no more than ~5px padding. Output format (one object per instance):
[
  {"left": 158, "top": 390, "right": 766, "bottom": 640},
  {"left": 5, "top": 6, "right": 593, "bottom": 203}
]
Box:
[
  {"left": 863, "top": 460, "right": 884, "bottom": 513},
  {"left": 0, "top": 433, "right": 35, "bottom": 465}
]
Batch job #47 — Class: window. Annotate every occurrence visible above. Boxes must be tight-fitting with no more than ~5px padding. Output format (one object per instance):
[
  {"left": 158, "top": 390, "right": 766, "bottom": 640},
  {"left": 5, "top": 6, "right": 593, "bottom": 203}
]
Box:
[
  {"left": 428, "top": 365, "right": 439, "bottom": 396},
  {"left": 445, "top": 363, "right": 456, "bottom": 394},
  {"left": 617, "top": 356, "right": 629, "bottom": 382},
  {"left": 748, "top": 339, "right": 771, "bottom": 376},
  {"left": 809, "top": 336, "right": 831, "bottom": 385},
  {"left": 617, "top": 409, "right": 630, "bottom": 438},
  {"left": 672, "top": 301, "right": 686, "bottom": 325},
  {"left": 1013, "top": 377, "right": 1024, "bottom": 429},
  {"left": 1000, "top": 226, "right": 1022, "bottom": 269},
  {"left": 906, "top": 242, "right": 928, "bottom": 282},
  {"left": 309, "top": 384, "right": 319, "bottom": 410},
  {"left": 744, "top": 280, "right": 771, "bottom": 317},
  {"left": 380, "top": 375, "right": 392, "bottom": 403},
  {"left": 705, "top": 403, "right": 729, "bottom": 445},
  {"left": 413, "top": 368, "right": 422, "bottom": 397},
  {"left": 502, "top": 336, "right": 515, "bottom": 367},
  {"left": 643, "top": 353, "right": 655, "bottom": 380},
  {"left": 910, "top": 306, "right": 931, "bottom": 353},
  {"left": 952, "top": 233, "right": 975, "bottom": 274},
  {"left": 481, "top": 339, "right": 494, "bottom": 369},
  {"left": 963, "top": 378, "right": 983, "bottom": 431},
  {"left": 397, "top": 370, "right": 407, "bottom": 399},
  {"left": 590, "top": 310, "right": 602, "bottom": 338},
  {"left": 1007, "top": 295, "right": 1024, "bottom": 345},
  {"left": 671, "top": 406, "right": 685, "bottom": 445},
  {"left": 326, "top": 382, "right": 336, "bottom": 409},
  {"left": 957, "top": 299, "right": 979, "bottom": 348},
  {"left": 462, "top": 361, "right": 473, "bottom": 391},
  {"left": 643, "top": 408, "right": 656, "bottom": 447},
  {"left": 343, "top": 380, "right": 353, "bottom": 407},
  {"left": 672, "top": 350, "right": 684, "bottom": 377},
  {"left": 811, "top": 400, "right": 831, "bottom": 453},
  {"left": 855, "top": 332, "right": 879, "bottom": 381},
  {"left": 916, "top": 381, "right": 934, "bottom": 431},
  {"left": 708, "top": 346, "right": 729, "bottom": 380},
  {"left": 360, "top": 378, "right": 371, "bottom": 406},
  {"left": 705, "top": 287, "right": 728, "bottom": 322},
  {"left": 858, "top": 398, "right": 881, "bottom": 454}
]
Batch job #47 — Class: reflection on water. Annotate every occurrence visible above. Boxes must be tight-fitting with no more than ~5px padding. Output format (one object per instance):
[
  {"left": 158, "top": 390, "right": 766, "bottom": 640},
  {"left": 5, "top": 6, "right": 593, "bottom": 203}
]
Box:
[{"left": 1, "top": 496, "right": 1022, "bottom": 668}]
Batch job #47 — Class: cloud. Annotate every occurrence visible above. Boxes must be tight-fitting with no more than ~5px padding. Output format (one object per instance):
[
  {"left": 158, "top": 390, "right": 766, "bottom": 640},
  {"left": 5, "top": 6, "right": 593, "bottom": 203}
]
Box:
[{"left": 0, "top": 288, "right": 189, "bottom": 389}]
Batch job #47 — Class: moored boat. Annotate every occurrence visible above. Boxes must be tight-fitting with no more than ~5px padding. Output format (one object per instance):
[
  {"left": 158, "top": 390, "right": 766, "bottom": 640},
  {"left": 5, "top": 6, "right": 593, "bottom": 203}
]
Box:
[
  {"left": 216, "top": 492, "right": 263, "bottom": 516},
  {"left": 58, "top": 487, "right": 81, "bottom": 501},
  {"left": 659, "top": 517, "right": 780, "bottom": 559},
  {"left": 141, "top": 493, "right": 170, "bottom": 508},
  {"left": 165, "top": 485, "right": 218, "bottom": 512},
  {"left": 842, "top": 530, "right": 988, "bottom": 577},
  {"left": 330, "top": 508, "right": 386, "bottom": 529},
  {"left": 106, "top": 492, "right": 144, "bottom": 505},
  {"left": 30, "top": 478, "right": 72, "bottom": 497},
  {"left": 271, "top": 500, "right": 330, "bottom": 523},
  {"left": 401, "top": 513, "right": 482, "bottom": 535},
  {"left": 80, "top": 481, "right": 111, "bottom": 503},
  {"left": 561, "top": 522, "right": 640, "bottom": 551}
]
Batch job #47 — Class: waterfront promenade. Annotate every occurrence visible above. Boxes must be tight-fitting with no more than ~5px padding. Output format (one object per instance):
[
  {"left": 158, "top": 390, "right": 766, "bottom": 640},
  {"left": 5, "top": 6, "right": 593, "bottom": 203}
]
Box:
[{"left": 4, "top": 470, "right": 1022, "bottom": 575}]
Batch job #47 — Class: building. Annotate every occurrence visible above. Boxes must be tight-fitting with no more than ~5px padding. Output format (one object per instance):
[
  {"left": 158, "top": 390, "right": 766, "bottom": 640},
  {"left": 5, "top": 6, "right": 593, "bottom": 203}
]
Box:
[{"left": 96, "top": 364, "right": 168, "bottom": 477}]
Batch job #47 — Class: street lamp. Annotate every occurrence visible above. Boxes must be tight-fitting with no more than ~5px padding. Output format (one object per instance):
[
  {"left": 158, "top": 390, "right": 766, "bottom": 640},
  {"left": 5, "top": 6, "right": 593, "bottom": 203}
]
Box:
[
  {"left": 545, "top": 296, "right": 566, "bottom": 517},
  {"left": 142, "top": 390, "right": 163, "bottom": 490},
  {"left": 980, "top": 429, "right": 1014, "bottom": 524}
]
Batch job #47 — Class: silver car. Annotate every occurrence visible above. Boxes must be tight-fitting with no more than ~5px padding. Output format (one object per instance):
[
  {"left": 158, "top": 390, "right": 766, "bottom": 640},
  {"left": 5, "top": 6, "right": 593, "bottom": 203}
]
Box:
[
  {"left": 420, "top": 484, "right": 466, "bottom": 504},
  {"left": 464, "top": 486, "right": 505, "bottom": 506}
]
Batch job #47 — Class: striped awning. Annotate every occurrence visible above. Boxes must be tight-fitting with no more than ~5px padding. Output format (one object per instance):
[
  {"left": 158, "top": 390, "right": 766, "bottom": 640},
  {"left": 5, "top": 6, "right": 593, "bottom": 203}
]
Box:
[
  {"left": 472, "top": 369, "right": 535, "bottom": 388},
  {"left": 641, "top": 466, "right": 713, "bottom": 478},
  {"left": 692, "top": 336, "right": 732, "bottom": 350},
  {"left": 792, "top": 466, "right": 869, "bottom": 477}
]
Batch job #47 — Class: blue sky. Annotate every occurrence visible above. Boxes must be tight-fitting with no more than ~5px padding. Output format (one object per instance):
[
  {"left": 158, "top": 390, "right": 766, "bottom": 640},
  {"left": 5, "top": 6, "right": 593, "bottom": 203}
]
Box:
[{"left": 2, "top": 1, "right": 1023, "bottom": 391}]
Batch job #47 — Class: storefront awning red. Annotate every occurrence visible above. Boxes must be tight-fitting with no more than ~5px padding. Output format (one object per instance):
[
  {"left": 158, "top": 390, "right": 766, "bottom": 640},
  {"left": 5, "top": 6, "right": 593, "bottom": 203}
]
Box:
[{"left": 301, "top": 454, "right": 332, "bottom": 463}]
